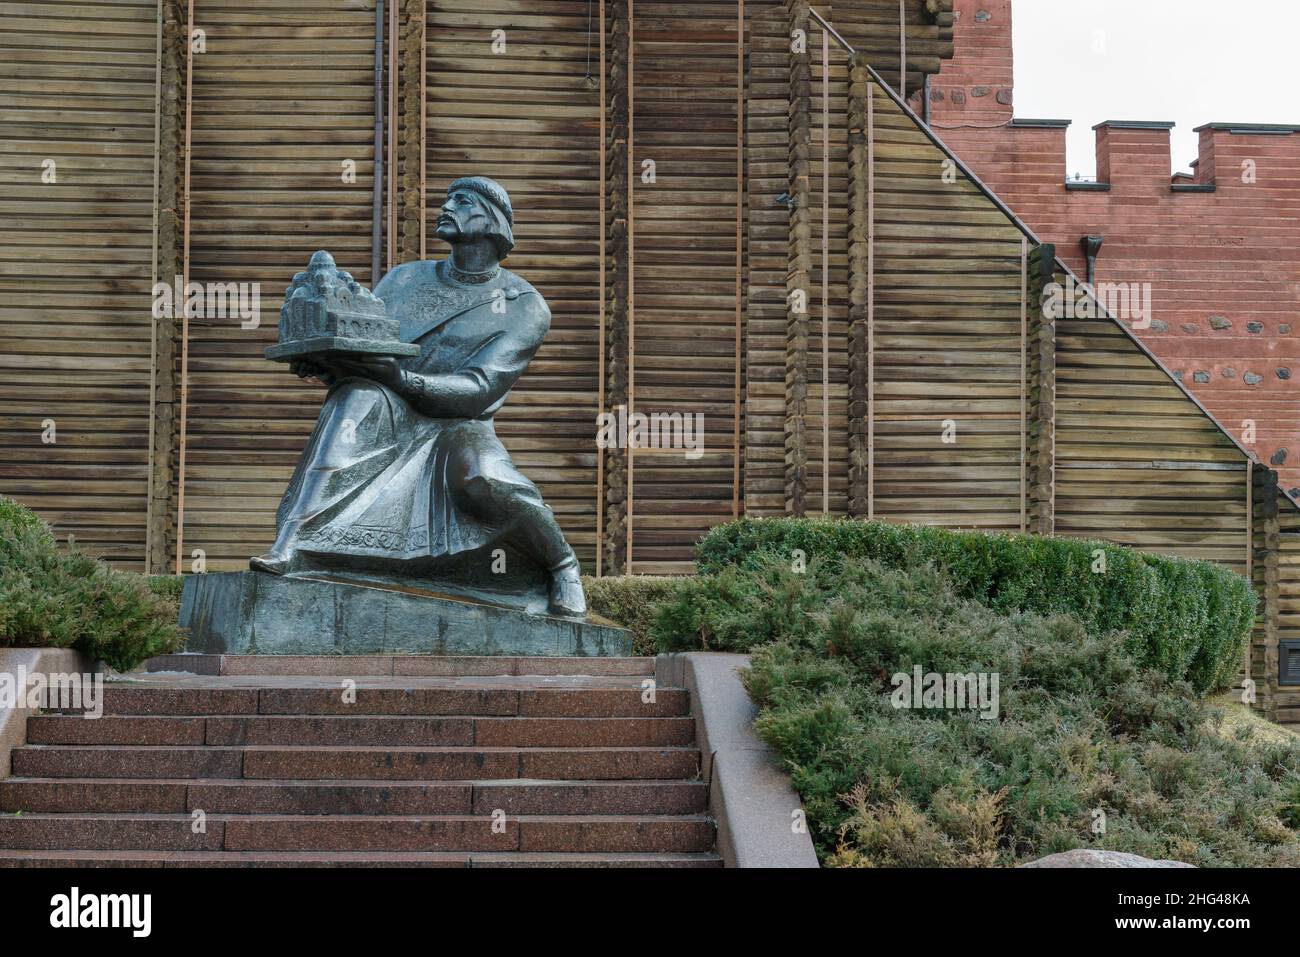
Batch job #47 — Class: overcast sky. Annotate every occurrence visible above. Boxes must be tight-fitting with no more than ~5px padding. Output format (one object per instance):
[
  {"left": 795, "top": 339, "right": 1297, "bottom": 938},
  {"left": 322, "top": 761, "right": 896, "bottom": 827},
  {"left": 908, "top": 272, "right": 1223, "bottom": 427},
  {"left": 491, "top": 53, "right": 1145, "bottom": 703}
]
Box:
[{"left": 1012, "top": 0, "right": 1300, "bottom": 177}]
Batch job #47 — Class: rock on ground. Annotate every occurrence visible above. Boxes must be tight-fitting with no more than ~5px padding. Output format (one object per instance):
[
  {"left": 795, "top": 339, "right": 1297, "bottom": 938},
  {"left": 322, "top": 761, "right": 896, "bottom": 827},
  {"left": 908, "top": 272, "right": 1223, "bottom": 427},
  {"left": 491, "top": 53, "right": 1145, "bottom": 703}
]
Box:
[{"left": 1019, "top": 849, "right": 1195, "bottom": 869}]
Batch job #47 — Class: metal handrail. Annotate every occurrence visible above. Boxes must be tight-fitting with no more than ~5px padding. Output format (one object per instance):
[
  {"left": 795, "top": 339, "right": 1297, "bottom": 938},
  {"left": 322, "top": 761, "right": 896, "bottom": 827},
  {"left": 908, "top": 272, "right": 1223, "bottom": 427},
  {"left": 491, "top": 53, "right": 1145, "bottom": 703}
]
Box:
[{"left": 808, "top": 7, "right": 854, "bottom": 56}]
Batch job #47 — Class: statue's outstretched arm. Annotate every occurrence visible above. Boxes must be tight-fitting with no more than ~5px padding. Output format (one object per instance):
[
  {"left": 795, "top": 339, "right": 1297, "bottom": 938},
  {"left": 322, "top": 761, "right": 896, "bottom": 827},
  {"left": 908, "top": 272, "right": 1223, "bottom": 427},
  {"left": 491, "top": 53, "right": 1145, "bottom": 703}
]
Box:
[{"left": 400, "top": 327, "right": 542, "bottom": 418}]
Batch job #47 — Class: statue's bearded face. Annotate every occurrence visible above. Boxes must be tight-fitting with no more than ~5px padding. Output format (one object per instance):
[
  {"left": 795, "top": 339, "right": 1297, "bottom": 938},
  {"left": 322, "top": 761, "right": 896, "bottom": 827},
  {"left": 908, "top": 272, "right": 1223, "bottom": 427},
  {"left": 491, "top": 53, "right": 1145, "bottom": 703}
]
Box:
[{"left": 436, "top": 189, "right": 492, "bottom": 247}]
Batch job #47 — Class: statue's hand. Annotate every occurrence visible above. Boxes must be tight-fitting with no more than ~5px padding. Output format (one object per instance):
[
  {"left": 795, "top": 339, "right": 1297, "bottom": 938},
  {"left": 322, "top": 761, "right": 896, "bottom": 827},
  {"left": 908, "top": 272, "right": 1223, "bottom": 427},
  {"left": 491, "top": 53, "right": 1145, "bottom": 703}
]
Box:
[
  {"left": 290, "top": 359, "right": 337, "bottom": 387},
  {"left": 331, "top": 356, "right": 403, "bottom": 390}
]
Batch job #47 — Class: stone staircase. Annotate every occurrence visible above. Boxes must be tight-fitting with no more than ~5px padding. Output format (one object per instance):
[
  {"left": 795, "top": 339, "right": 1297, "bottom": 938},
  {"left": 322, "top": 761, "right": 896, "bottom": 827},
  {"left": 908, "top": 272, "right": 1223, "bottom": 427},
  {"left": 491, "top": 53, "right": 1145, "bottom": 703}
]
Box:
[{"left": 0, "top": 658, "right": 720, "bottom": 867}]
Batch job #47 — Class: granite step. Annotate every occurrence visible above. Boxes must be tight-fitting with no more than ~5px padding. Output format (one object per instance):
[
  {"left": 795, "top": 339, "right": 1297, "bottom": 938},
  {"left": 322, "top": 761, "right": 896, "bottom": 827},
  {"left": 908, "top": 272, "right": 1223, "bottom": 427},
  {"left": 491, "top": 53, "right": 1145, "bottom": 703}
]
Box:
[
  {"left": 146, "top": 654, "right": 657, "bottom": 678},
  {"left": 0, "top": 849, "right": 724, "bottom": 868},
  {"left": 25, "top": 713, "right": 696, "bottom": 747},
  {"left": 0, "top": 778, "right": 710, "bottom": 816},
  {"left": 10, "top": 744, "right": 701, "bottom": 781},
  {"left": 0, "top": 813, "right": 716, "bottom": 854},
  {"left": 0, "top": 670, "right": 717, "bottom": 867},
  {"left": 62, "top": 683, "right": 687, "bottom": 718},
  {"left": 12, "top": 745, "right": 244, "bottom": 780}
]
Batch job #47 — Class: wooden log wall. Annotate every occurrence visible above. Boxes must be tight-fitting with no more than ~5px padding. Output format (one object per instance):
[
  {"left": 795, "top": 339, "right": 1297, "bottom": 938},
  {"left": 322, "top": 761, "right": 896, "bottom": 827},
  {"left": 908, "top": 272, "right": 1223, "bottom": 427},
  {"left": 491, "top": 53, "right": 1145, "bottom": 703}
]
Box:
[
  {"left": 857, "top": 64, "right": 1025, "bottom": 530},
  {"left": 746, "top": 0, "right": 953, "bottom": 519},
  {"left": 421, "top": 0, "right": 605, "bottom": 572},
  {"left": 0, "top": 0, "right": 165, "bottom": 567},
  {"left": 176, "top": 0, "right": 378, "bottom": 572},
  {"left": 627, "top": 0, "right": 745, "bottom": 574},
  {"left": 1052, "top": 272, "right": 1250, "bottom": 574},
  {"left": 834, "top": 0, "right": 952, "bottom": 97},
  {"left": 743, "top": 1, "right": 792, "bottom": 516}
]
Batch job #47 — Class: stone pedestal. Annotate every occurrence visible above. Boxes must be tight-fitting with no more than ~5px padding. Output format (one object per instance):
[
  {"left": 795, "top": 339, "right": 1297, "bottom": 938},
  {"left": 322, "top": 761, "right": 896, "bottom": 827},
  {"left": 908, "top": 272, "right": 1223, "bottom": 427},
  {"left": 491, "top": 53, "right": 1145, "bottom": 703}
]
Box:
[{"left": 178, "top": 572, "right": 633, "bottom": 657}]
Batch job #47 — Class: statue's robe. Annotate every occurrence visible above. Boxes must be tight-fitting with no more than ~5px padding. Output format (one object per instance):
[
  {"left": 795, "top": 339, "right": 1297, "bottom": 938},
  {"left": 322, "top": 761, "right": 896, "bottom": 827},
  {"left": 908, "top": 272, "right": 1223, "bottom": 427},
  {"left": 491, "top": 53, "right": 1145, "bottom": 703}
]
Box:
[{"left": 272, "top": 259, "right": 551, "bottom": 565}]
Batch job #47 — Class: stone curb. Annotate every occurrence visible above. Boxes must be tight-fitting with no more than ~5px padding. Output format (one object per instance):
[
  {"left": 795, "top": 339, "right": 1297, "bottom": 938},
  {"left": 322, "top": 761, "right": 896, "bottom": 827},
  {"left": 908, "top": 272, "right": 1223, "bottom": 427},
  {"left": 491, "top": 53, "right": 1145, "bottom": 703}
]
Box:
[
  {"left": 656, "top": 652, "right": 819, "bottom": 868},
  {"left": 0, "top": 649, "right": 95, "bottom": 780},
  {"left": 144, "top": 654, "right": 654, "bottom": 677}
]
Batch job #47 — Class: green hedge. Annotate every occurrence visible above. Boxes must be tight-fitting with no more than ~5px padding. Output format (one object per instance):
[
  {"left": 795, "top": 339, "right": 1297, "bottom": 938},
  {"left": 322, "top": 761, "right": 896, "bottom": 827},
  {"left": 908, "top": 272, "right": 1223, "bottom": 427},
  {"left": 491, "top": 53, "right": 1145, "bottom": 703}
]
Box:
[
  {"left": 659, "top": 552, "right": 1300, "bottom": 866},
  {"left": 0, "top": 498, "right": 183, "bottom": 671},
  {"left": 694, "top": 517, "right": 1256, "bottom": 695},
  {"left": 146, "top": 574, "right": 185, "bottom": 616},
  {"left": 582, "top": 575, "right": 687, "bottom": 656}
]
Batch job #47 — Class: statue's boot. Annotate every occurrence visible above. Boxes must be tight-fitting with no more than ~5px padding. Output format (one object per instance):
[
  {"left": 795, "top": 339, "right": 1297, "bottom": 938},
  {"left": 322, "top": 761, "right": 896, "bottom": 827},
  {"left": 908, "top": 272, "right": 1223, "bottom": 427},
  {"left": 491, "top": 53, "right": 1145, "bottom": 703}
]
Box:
[
  {"left": 250, "top": 520, "right": 302, "bottom": 575},
  {"left": 505, "top": 497, "right": 587, "bottom": 618},
  {"left": 547, "top": 556, "right": 587, "bottom": 618}
]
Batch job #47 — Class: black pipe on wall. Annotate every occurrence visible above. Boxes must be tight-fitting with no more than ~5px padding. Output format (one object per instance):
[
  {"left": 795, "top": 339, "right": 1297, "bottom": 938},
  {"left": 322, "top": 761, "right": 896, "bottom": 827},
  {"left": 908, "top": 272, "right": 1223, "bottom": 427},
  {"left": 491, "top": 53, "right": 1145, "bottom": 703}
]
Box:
[{"left": 371, "top": 0, "right": 385, "bottom": 283}]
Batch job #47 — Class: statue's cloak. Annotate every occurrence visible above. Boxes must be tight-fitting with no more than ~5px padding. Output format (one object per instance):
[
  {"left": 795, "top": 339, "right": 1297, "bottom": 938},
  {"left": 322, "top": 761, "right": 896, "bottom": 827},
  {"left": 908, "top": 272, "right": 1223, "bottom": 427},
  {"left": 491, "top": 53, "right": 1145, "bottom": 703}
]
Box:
[{"left": 273, "top": 259, "right": 551, "bottom": 564}]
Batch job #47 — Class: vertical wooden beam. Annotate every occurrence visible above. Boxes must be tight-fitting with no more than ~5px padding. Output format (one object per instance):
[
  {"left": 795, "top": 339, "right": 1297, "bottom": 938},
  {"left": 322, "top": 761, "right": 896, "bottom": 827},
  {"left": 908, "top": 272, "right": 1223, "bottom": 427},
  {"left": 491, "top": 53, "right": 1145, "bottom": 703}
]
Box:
[
  {"left": 371, "top": 0, "right": 385, "bottom": 282},
  {"left": 846, "top": 56, "right": 870, "bottom": 519},
  {"left": 898, "top": 0, "right": 906, "bottom": 98},
  {"left": 867, "top": 77, "right": 874, "bottom": 520},
  {"left": 784, "top": 0, "right": 812, "bottom": 517},
  {"left": 602, "top": 0, "right": 631, "bottom": 575},
  {"left": 397, "top": 0, "right": 426, "bottom": 264},
  {"left": 174, "top": 0, "right": 195, "bottom": 575},
  {"left": 625, "top": 0, "right": 636, "bottom": 570},
  {"left": 1252, "top": 465, "right": 1281, "bottom": 720},
  {"left": 147, "top": 0, "right": 184, "bottom": 574},
  {"left": 387, "top": 0, "right": 397, "bottom": 269},
  {"left": 733, "top": 0, "right": 744, "bottom": 519},
  {"left": 820, "top": 27, "right": 829, "bottom": 515},
  {"left": 1245, "top": 459, "right": 1255, "bottom": 689},
  {"left": 1019, "top": 236, "right": 1028, "bottom": 534},
  {"left": 1025, "top": 242, "right": 1057, "bottom": 536},
  {"left": 384, "top": 0, "right": 391, "bottom": 268},
  {"left": 1246, "top": 460, "right": 1254, "bottom": 582},
  {"left": 419, "top": 8, "right": 426, "bottom": 259},
  {"left": 597, "top": 0, "right": 607, "bottom": 573},
  {"left": 145, "top": 0, "right": 163, "bottom": 572}
]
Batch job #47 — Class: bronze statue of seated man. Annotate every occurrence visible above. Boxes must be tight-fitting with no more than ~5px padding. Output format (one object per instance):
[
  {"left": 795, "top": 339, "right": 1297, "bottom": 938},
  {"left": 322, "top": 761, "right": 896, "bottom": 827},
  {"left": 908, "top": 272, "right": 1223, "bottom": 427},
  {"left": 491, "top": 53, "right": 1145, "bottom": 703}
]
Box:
[{"left": 251, "top": 176, "right": 586, "bottom": 618}]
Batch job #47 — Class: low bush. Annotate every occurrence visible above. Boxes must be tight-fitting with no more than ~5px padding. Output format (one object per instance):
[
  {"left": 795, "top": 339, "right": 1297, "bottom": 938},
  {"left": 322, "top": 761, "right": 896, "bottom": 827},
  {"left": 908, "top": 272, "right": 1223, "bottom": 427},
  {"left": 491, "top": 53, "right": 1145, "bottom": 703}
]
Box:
[
  {"left": 582, "top": 574, "right": 688, "bottom": 656},
  {"left": 0, "top": 498, "right": 183, "bottom": 672},
  {"left": 694, "top": 517, "right": 1255, "bottom": 695},
  {"left": 652, "top": 551, "right": 1300, "bottom": 866},
  {"left": 146, "top": 574, "right": 185, "bottom": 618}
]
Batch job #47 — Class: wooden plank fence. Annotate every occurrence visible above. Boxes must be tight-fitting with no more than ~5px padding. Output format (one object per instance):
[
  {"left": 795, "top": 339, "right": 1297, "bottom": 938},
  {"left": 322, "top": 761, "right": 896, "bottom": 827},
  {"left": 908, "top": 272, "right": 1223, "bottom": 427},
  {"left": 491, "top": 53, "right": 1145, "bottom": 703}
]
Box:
[{"left": 0, "top": 0, "right": 164, "bottom": 566}]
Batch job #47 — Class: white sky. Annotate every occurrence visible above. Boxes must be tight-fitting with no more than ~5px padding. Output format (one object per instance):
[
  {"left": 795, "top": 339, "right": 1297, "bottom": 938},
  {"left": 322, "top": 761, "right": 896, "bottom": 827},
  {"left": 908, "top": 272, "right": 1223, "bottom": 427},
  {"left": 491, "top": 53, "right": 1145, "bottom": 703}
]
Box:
[{"left": 1012, "top": 0, "right": 1300, "bottom": 177}]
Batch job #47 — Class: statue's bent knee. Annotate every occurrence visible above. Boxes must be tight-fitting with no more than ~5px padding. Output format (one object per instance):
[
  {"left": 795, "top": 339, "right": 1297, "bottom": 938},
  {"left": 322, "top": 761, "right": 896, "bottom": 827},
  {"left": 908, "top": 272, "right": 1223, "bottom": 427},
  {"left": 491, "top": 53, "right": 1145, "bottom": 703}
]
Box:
[{"left": 455, "top": 472, "right": 521, "bottom": 519}]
